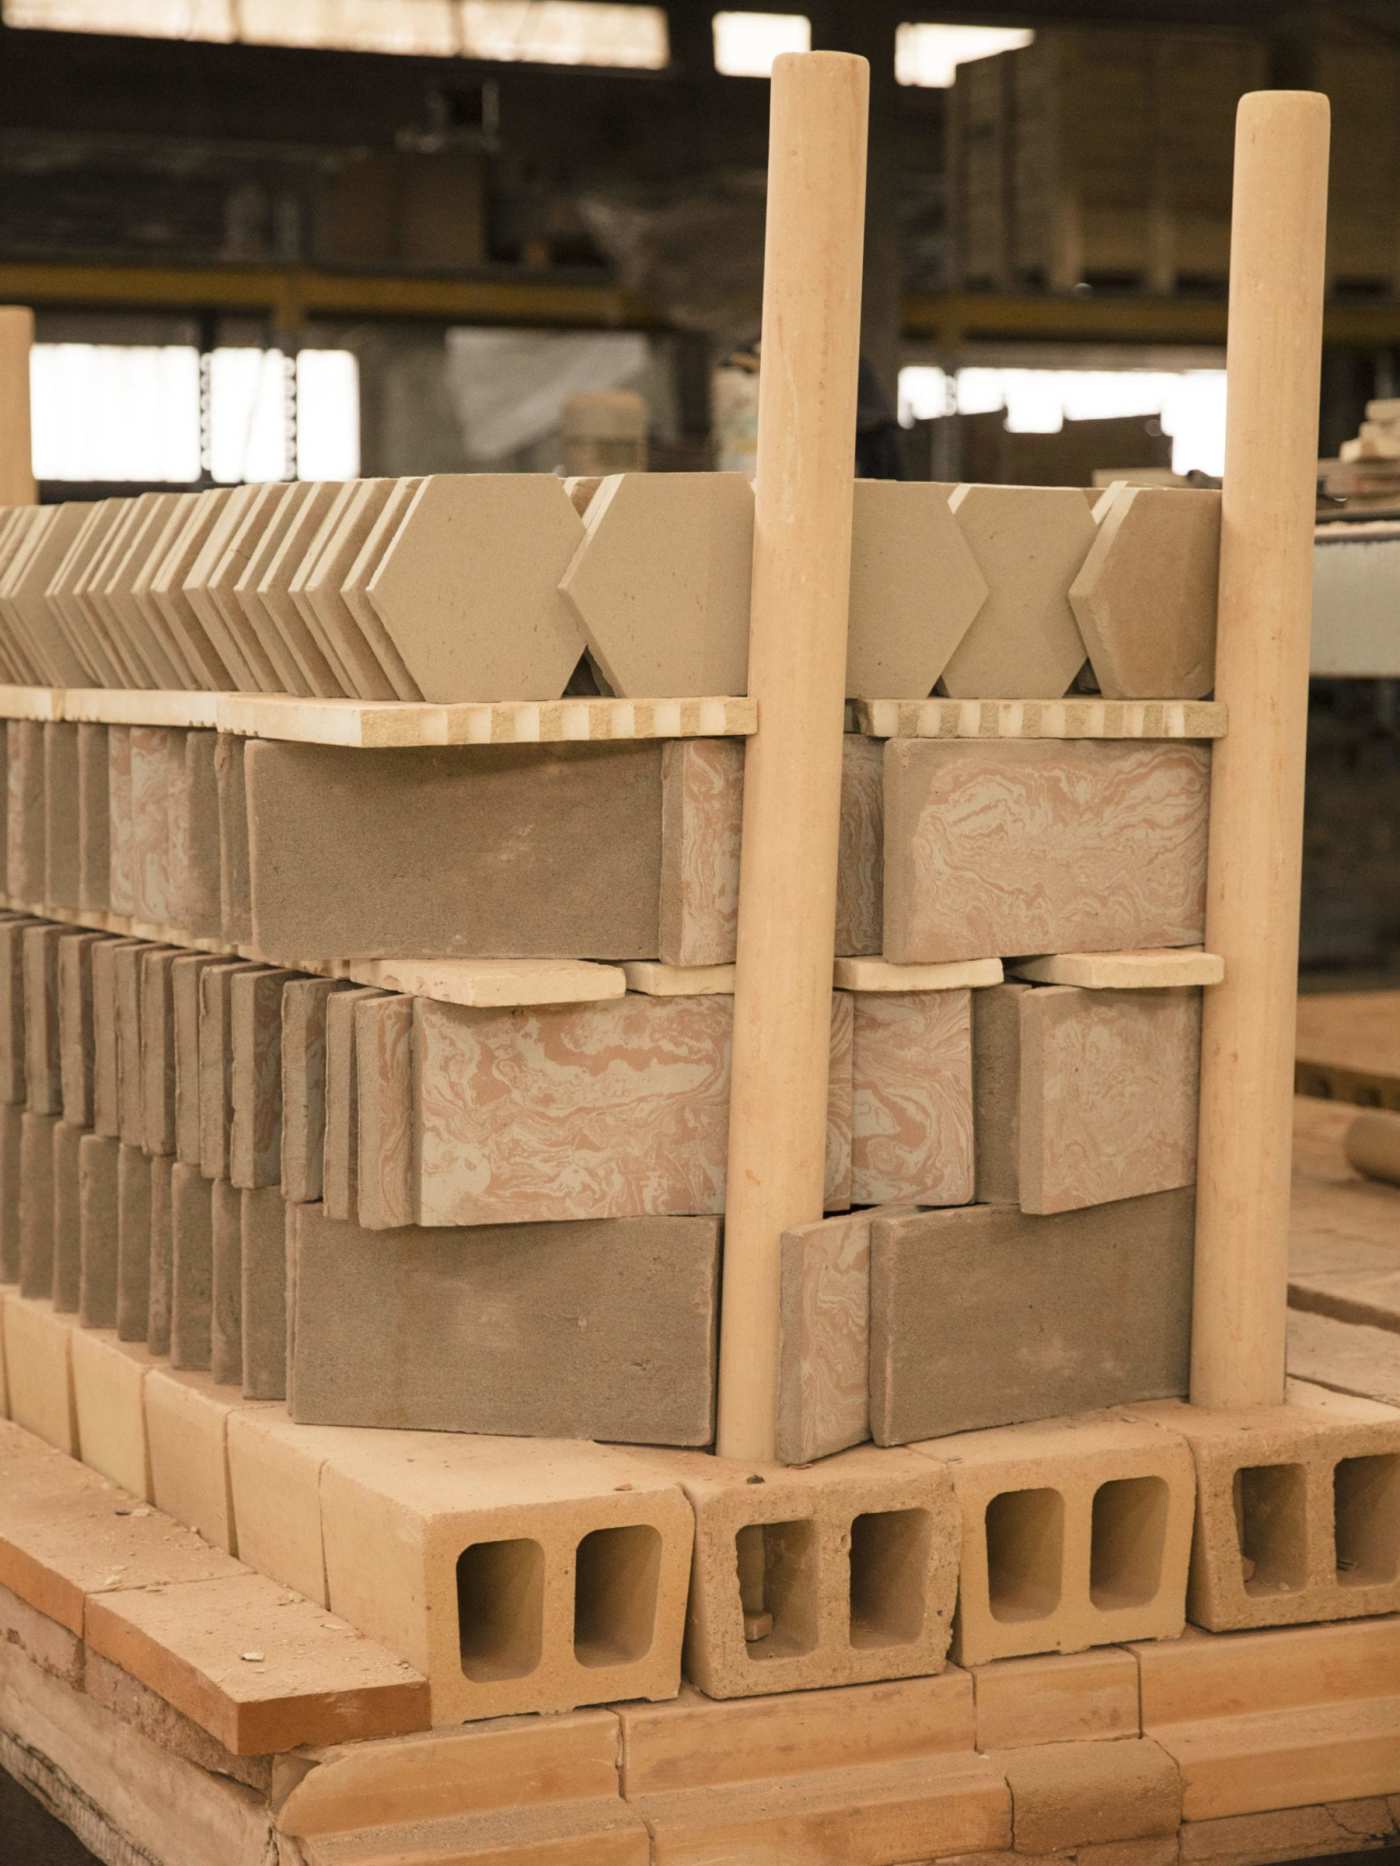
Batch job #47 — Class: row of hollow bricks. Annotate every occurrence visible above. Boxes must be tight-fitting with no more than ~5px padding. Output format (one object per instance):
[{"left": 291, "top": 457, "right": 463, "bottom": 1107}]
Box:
[
  {"left": 6, "top": 1287, "right": 1400, "bottom": 1728},
  {"left": 3, "top": 1410, "right": 1400, "bottom": 1862}
]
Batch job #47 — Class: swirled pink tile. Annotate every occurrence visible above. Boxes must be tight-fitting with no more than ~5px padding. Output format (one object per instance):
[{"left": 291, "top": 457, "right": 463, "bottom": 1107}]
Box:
[
  {"left": 852, "top": 988, "right": 973, "bottom": 1207},
  {"left": 884, "top": 739, "right": 1209, "bottom": 963}
]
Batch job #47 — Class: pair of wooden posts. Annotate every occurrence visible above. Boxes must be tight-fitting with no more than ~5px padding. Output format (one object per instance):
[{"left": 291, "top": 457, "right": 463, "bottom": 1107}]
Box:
[
  {"left": 720, "top": 60, "right": 1330, "bottom": 1458},
  {"left": 0, "top": 65, "right": 1330, "bottom": 1462}
]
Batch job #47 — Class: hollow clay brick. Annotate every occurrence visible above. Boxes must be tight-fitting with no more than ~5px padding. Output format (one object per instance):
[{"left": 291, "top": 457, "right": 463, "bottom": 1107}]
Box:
[
  {"left": 244, "top": 738, "right": 663, "bottom": 962},
  {"left": 229, "top": 965, "right": 294, "bottom": 1190},
  {"left": 6, "top": 720, "right": 44, "bottom": 905},
  {"left": 1070, "top": 485, "right": 1221, "bottom": 699},
  {"left": 972, "top": 1648, "right": 1141, "bottom": 1751},
  {"left": 114, "top": 1142, "right": 150, "bottom": 1342},
  {"left": 940, "top": 485, "right": 1095, "bottom": 699},
  {"left": 84, "top": 1568, "right": 429, "bottom": 1756},
  {"left": 78, "top": 1131, "right": 120, "bottom": 1329},
  {"left": 912, "top": 1411, "right": 1194, "bottom": 1665},
  {"left": 354, "top": 992, "right": 414, "bottom": 1229},
  {"left": 323, "top": 985, "right": 383, "bottom": 1223},
  {"left": 147, "top": 1153, "right": 174, "bottom": 1357},
  {"left": 226, "top": 1406, "right": 337, "bottom": 1606},
  {"left": 144, "top": 1363, "right": 239, "bottom": 1552},
  {"left": 1130, "top": 1382, "right": 1400, "bottom": 1632},
  {"left": 412, "top": 991, "right": 852, "bottom": 1227},
  {"left": 70, "top": 1325, "right": 155, "bottom": 1500},
  {"left": 215, "top": 733, "right": 252, "bottom": 947},
  {"left": 18, "top": 1109, "right": 57, "bottom": 1299},
  {"left": 239, "top": 1185, "right": 287, "bottom": 1401},
  {"left": 43, "top": 721, "right": 80, "bottom": 909},
  {"left": 2, "top": 1293, "right": 77, "bottom": 1455},
  {"left": 170, "top": 1161, "right": 213, "bottom": 1372},
  {"left": 869, "top": 1191, "right": 1195, "bottom": 1444},
  {"left": 167, "top": 728, "right": 222, "bottom": 937},
  {"left": 288, "top": 1202, "right": 719, "bottom": 1446},
  {"left": 22, "top": 922, "right": 63, "bottom": 1115},
  {"left": 140, "top": 946, "right": 180, "bottom": 1158},
  {"left": 77, "top": 721, "right": 110, "bottom": 912},
  {"left": 658, "top": 735, "right": 882, "bottom": 967},
  {"left": 280, "top": 977, "right": 348, "bottom": 1204},
  {"left": 677, "top": 1443, "right": 958, "bottom": 1698},
  {"left": 366, "top": 473, "right": 588, "bottom": 703},
  {"left": 975, "top": 983, "right": 1201, "bottom": 1214},
  {"left": 851, "top": 988, "right": 973, "bottom": 1207},
  {"left": 776, "top": 1206, "right": 917, "bottom": 1466},
  {"left": 210, "top": 1176, "right": 242, "bottom": 1387},
  {"left": 58, "top": 930, "right": 104, "bottom": 1129},
  {"left": 320, "top": 1429, "right": 693, "bottom": 1723},
  {"left": 994, "top": 1736, "right": 1182, "bottom": 1853},
  {"left": 51, "top": 1119, "right": 82, "bottom": 1312},
  {"left": 106, "top": 724, "right": 134, "bottom": 917},
  {"left": 559, "top": 471, "right": 753, "bottom": 697},
  {"left": 883, "top": 738, "right": 1210, "bottom": 964}
]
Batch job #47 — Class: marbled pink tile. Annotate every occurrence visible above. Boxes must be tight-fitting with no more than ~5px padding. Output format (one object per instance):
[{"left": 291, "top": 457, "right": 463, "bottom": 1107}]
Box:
[
  {"left": 106, "top": 726, "right": 135, "bottom": 918},
  {"left": 355, "top": 994, "right": 414, "bottom": 1230},
  {"left": 1020, "top": 984, "right": 1201, "bottom": 1215},
  {"left": 230, "top": 968, "right": 295, "bottom": 1190},
  {"left": 883, "top": 739, "right": 1209, "bottom": 964},
  {"left": 167, "top": 729, "right": 222, "bottom": 938},
  {"left": 778, "top": 1209, "right": 874, "bottom": 1465},
  {"left": 825, "top": 989, "right": 853, "bottom": 1211},
  {"left": 852, "top": 989, "right": 973, "bottom": 1207},
  {"left": 659, "top": 738, "right": 743, "bottom": 966},
  {"left": 129, "top": 725, "right": 177, "bottom": 925},
  {"left": 413, "top": 992, "right": 855, "bottom": 1227},
  {"left": 660, "top": 736, "right": 884, "bottom": 966},
  {"left": 6, "top": 721, "right": 44, "bottom": 905}
]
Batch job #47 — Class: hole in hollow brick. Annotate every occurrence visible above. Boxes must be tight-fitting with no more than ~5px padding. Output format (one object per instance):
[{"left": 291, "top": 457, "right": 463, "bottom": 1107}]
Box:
[
  {"left": 735, "top": 1519, "right": 818, "bottom": 1660},
  {"left": 573, "top": 1523, "right": 662, "bottom": 1668},
  {"left": 1334, "top": 1454, "right": 1400, "bottom": 1587},
  {"left": 985, "top": 1487, "right": 1064, "bottom": 1624},
  {"left": 457, "top": 1538, "right": 544, "bottom": 1681},
  {"left": 1234, "top": 1464, "right": 1308, "bottom": 1595},
  {"left": 849, "top": 1508, "right": 931, "bottom": 1649},
  {"left": 1089, "top": 1475, "right": 1169, "bottom": 1611}
]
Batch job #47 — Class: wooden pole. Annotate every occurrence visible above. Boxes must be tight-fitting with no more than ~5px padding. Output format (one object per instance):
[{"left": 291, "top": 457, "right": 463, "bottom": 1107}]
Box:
[
  {"left": 1190, "top": 92, "right": 1330, "bottom": 1411},
  {"left": 716, "top": 50, "right": 869, "bottom": 1463},
  {"left": 0, "top": 308, "right": 36, "bottom": 507}
]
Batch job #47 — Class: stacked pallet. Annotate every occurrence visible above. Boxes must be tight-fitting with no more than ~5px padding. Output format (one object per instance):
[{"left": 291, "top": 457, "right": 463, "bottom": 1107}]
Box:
[{"left": 947, "top": 27, "right": 1266, "bottom": 292}]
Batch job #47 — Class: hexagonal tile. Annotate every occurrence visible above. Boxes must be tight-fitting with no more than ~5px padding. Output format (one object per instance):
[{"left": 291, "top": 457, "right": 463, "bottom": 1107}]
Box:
[
  {"left": 939, "top": 485, "right": 1097, "bottom": 699},
  {"left": 559, "top": 471, "right": 753, "bottom": 697},
  {"left": 368, "top": 474, "right": 587, "bottom": 703},
  {"left": 848, "top": 480, "right": 988, "bottom": 698},
  {"left": 1069, "top": 484, "right": 1220, "bottom": 698}
]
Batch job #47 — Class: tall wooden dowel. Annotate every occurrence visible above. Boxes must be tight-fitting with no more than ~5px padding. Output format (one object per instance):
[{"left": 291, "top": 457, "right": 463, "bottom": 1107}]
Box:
[
  {"left": 1191, "top": 91, "right": 1330, "bottom": 1411},
  {"left": 0, "top": 308, "right": 36, "bottom": 507},
  {"left": 716, "top": 50, "right": 869, "bottom": 1462}
]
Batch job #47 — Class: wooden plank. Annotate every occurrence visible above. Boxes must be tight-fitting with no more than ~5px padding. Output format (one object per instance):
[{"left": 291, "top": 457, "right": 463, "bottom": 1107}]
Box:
[
  {"left": 855, "top": 697, "right": 1226, "bottom": 740},
  {"left": 216, "top": 692, "right": 758, "bottom": 747},
  {"left": 1010, "top": 947, "right": 1223, "bottom": 988},
  {"left": 1296, "top": 991, "right": 1400, "bottom": 1107}
]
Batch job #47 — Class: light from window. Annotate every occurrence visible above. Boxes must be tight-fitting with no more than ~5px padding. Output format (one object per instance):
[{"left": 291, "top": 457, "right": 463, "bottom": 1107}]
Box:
[
  {"left": 4, "top": 0, "right": 232, "bottom": 36},
  {"left": 28, "top": 342, "right": 359, "bottom": 484},
  {"left": 241, "top": 0, "right": 458, "bottom": 54},
  {"left": 30, "top": 344, "right": 203, "bottom": 482},
  {"left": 713, "top": 10, "right": 809, "bottom": 77},
  {"left": 297, "top": 349, "right": 361, "bottom": 479},
  {"left": 898, "top": 364, "right": 1228, "bottom": 478},
  {"left": 895, "top": 23, "right": 1032, "bottom": 88},
  {"left": 460, "top": 1, "right": 666, "bottom": 66}
]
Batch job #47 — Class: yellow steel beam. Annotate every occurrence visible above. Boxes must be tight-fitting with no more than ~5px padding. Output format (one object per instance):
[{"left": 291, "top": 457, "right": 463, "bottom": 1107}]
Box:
[
  {"left": 7, "top": 263, "right": 1400, "bottom": 349},
  {"left": 0, "top": 261, "right": 655, "bottom": 331}
]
